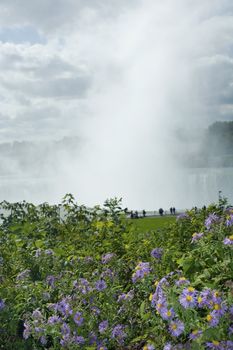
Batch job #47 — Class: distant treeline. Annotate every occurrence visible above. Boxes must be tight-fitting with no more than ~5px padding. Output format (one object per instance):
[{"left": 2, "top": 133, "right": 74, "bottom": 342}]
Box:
[
  {"left": 0, "top": 136, "right": 80, "bottom": 176},
  {"left": 184, "top": 121, "right": 233, "bottom": 168}
]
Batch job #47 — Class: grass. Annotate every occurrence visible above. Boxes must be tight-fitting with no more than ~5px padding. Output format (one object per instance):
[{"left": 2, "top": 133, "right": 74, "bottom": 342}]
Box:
[{"left": 129, "top": 215, "right": 176, "bottom": 233}]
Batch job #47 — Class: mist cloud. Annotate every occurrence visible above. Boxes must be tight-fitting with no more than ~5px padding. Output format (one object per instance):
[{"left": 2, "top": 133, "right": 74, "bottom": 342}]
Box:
[{"left": 0, "top": 0, "right": 233, "bottom": 207}]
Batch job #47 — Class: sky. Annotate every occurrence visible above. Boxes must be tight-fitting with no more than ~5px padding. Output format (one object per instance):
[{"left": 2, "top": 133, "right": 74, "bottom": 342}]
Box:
[{"left": 0, "top": 0, "right": 233, "bottom": 208}]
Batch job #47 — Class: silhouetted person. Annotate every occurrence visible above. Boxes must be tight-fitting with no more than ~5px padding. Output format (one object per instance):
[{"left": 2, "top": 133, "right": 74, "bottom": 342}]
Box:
[
  {"left": 142, "top": 209, "right": 146, "bottom": 217},
  {"left": 130, "top": 211, "right": 134, "bottom": 219},
  {"left": 135, "top": 210, "right": 139, "bottom": 219},
  {"left": 170, "top": 207, "right": 173, "bottom": 215},
  {"left": 159, "top": 208, "right": 164, "bottom": 216},
  {"left": 172, "top": 207, "right": 176, "bottom": 215},
  {"left": 194, "top": 206, "right": 198, "bottom": 214}
]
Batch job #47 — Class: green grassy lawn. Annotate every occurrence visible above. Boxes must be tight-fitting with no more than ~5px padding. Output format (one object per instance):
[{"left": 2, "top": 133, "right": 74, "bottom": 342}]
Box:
[{"left": 129, "top": 215, "right": 176, "bottom": 232}]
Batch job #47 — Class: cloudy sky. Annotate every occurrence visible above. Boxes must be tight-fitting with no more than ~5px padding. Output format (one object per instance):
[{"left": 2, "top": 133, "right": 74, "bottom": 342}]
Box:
[{"left": 0, "top": 0, "right": 233, "bottom": 207}]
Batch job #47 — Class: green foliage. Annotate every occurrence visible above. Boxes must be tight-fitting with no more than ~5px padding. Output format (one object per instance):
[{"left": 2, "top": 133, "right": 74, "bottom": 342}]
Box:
[{"left": 0, "top": 196, "right": 232, "bottom": 349}]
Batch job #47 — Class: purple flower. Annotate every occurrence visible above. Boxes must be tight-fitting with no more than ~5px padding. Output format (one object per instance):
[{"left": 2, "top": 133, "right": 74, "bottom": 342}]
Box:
[
  {"left": 89, "top": 332, "right": 97, "bottom": 345},
  {"left": 56, "top": 299, "right": 73, "bottom": 317},
  {"left": 175, "top": 277, "right": 190, "bottom": 286},
  {"left": 32, "top": 309, "right": 43, "bottom": 320},
  {"left": 132, "top": 262, "right": 151, "bottom": 283},
  {"left": 118, "top": 290, "right": 134, "bottom": 302},
  {"left": 99, "top": 320, "right": 108, "bottom": 333},
  {"left": 160, "top": 307, "right": 176, "bottom": 320},
  {"left": 23, "top": 322, "right": 31, "bottom": 340},
  {"left": 46, "top": 275, "right": 56, "bottom": 288},
  {"left": 47, "top": 315, "right": 61, "bottom": 324},
  {"left": 74, "top": 278, "right": 92, "bottom": 294},
  {"left": 61, "top": 322, "right": 71, "bottom": 336},
  {"left": 191, "top": 232, "right": 204, "bottom": 243},
  {"left": 16, "top": 269, "right": 31, "bottom": 281},
  {"left": 169, "top": 320, "right": 185, "bottom": 337},
  {"left": 91, "top": 306, "right": 101, "bottom": 315},
  {"left": 40, "top": 336, "right": 47, "bottom": 346},
  {"left": 45, "top": 249, "right": 54, "bottom": 255},
  {"left": 151, "top": 248, "right": 163, "bottom": 259},
  {"left": 111, "top": 324, "right": 126, "bottom": 344},
  {"left": 189, "top": 329, "right": 202, "bottom": 340},
  {"left": 176, "top": 213, "right": 189, "bottom": 221},
  {"left": 179, "top": 287, "right": 197, "bottom": 309},
  {"left": 226, "top": 214, "right": 233, "bottom": 227},
  {"left": 143, "top": 344, "right": 155, "bottom": 350},
  {"left": 0, "top": 299, "right": 5, "bottom": 310},
  {"left": 198, "top": 288, "right": 214, "bottom": 308},
  {"left": 95, "top": 279, "right": 107, "bottom": 291},
  {"left": 206, "top": 312, "right": 220, "bottom": 327},
  {"left": 163, "top": 343, "right": 172, "bottom": 350},
  {"left": 101, "top": 268, "right": 115, "bottom": 279},
  {"left": 101, "top": 253, "right": 115, "bottom": 264},
  {"left": 74, "top": 336, "right": 85, "bottom": 345},
  {"left": 206, "top": 341, "right": 222, "bottom": 349},
  {"left": 205, "top": 213, "right": 219, "bottom": 230},
  {"left": 223, "top": 235, "right": 233, "bottom": 245},
  {"left": 73, "top": 312, "right": 84, "bottom": 326}
]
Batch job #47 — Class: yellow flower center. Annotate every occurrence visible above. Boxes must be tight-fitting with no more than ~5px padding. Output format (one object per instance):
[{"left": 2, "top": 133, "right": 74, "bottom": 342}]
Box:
[
  {"left": 229, "top": 235, "right": 233, "bottom": 240},
  {"left": 149, "top": 293, "right": 153, "bottom": 301},
  {"left": 154, "top": 281, "right": 159, "bottom": 287},
  {"left": 179, "top": 277, "right": 186, "bottom": 281},
  {"left": 192, "top": 330, "right": 198, "bottom": 335},
  {"left": 186, "top": 295, "right": 193, "bottom": 302},
  {"left": 172, "top": 324, "right": 177, "bottom": 330},
  {"left": 143, "top": 346, "right": 148, "bottom": 350},
  {"left": 157, "top": 303, "right": 162, "bottom": 309},
  {"left": 214, "top": 304, "right": 220, "bottom": 310},
  {"left": 207, "top": 314, "right": 212, "bottom": 322},
  {"left": 213, "top": 341, "right": 220, "bottom": 346},
  {"left": 198, "top": 296, "right": 202, "bottom": 303},
  {"left": 167, "top": 311, "right": 172, "bottom": 317},
  {"left": 188, "top": 287, "right": 195, "bottom": 292}
]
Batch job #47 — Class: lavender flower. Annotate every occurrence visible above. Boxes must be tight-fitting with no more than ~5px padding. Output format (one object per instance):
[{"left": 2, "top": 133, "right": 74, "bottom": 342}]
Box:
[
  {"left": 73, "top": 312, "right": 84, "bottom": 326},
  {"left": 16, "top": 269, "right": 31, "bottom": 281},
  {"left": 176, "top": 213, "right": 189, "bottom": 221},
  {"left": 91, "top": 306, "right": 101, "bottom": 315},
  {"left": 205, "top": 213, "right": 219, "bottom": 230},
  {"left": 95, "top": 279, "right": 107, "bottom": 291},
  {"left": 163, "top": 343, "right": 172, "bottom": 350},
  {"left": 111, "top": 324, "right": 126, "bottom": 344},
  {"left": 169, "top": 320, "right": 185, "bottom": 337},
  {"left": 0, "top": 299, "right": 5, "bottom": 310},
  {"left": 23, "top": 322, "right": 31, "bottom": 340},
  {"left": 179, "top": 287, "right": 197, "bottom": 309},
  {"left": 46, "top": 275, "right": 56, "bottom": 288},
  {"left": 99, "top": 320, "right": 108, "bottom": 333},
  {"left": 118, "top": 290, "right": 134, "bottom": 302},
  {"left": 175, "top": 277, "right": 190, "bottom": 286},
  {"left": 143, "top": 344, "right": 155, "bottom": 350},
  {"left": 226, "top": 214, "right": 233, "bottom": 227},
  {"left": 189, "top": 329, "right": 202, "bottom": 340},
  {"left": 74, "top": 336, "right": 85, "bottom": 345},
  {"left": 47, "top": 315, "right": 61, "bottom": 324},
  {"left": 160, "top": 307, "right": 175, "bottom": 320},
  {"left": 206, "top": 341, "right": 221, "bottom": 349},
  {"left": 61, "top": 322, "right": 71, "bottom": 336},
  {"left": 223, "top": 235, "right": 233, "bottom": 245},
  {"left": 74, "top": 278, "right": 92, "bottom": 294},
  {"left": 151, "top": 248, "right": 163, "bottom": 259},
  {"left": 40, "top": 336, "right": 47, "bottom": 346},
  {"left": 191, "top": 232, "right": 204, "bottom": 243},
  {"left": 132, "top": 262, "right": 151, "bottom": 283},
  {"left": 56, "top": 298, "right": 73, "bottom": 317},
  {"left": 206, "top": 312, "right": 220, "bottom": 327},
  {"left": 101, "top": 253, "right": 115, "bottom": 264}
]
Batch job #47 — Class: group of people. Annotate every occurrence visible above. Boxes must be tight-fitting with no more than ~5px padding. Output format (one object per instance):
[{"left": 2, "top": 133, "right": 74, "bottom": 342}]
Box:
[{"left": 130, "top": 209, "right": 146, "bottom": 219}]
